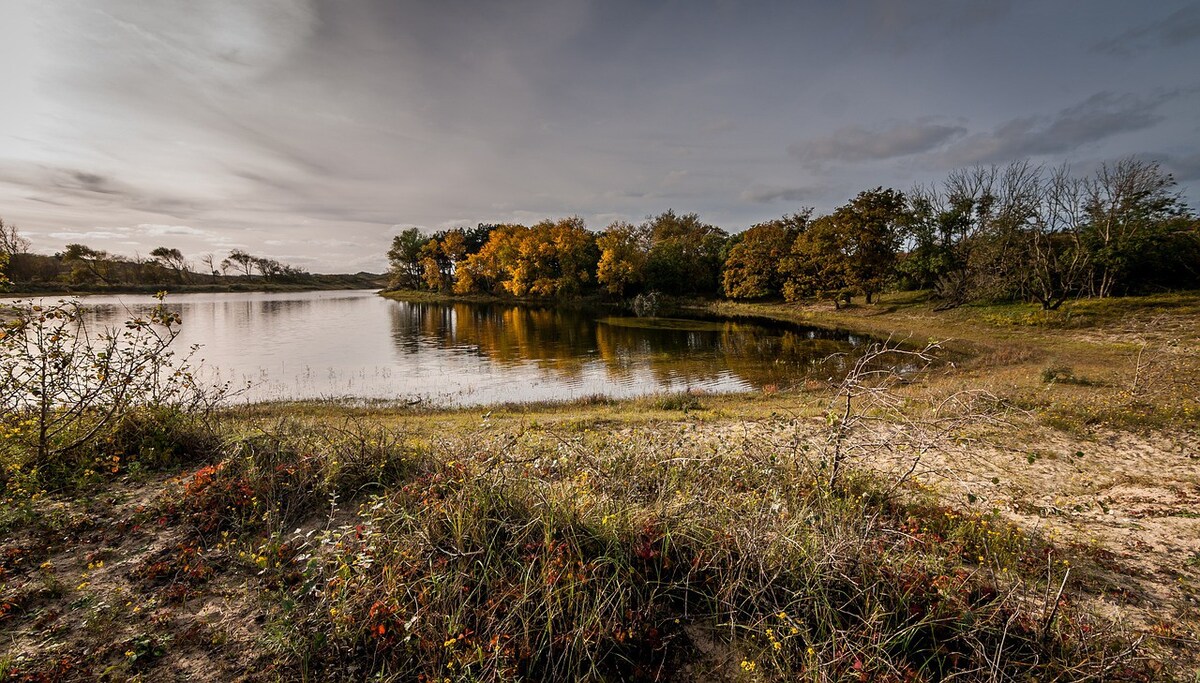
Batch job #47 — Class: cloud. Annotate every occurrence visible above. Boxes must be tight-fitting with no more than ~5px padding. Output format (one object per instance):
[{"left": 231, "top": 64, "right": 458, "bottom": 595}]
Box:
[
  {"left": 62, "top": 171, "right": 122, "bottom": 195},
  {"left": 47, "top": 230, "right": 129, "bottom": 241},
  {"left": 789, "top": 120, "right": 967, "bottom": 165},
  {"left": 137, "top": 223, "right": 209, "bottom": 237},
  {"left": 1162, "top": 151, "right": 1200, "bottom": 182},
  {"left": 940, "top": 91, "right": 1180, "bottom": 165},
  {"left": 739, "top": 186, "right": 817, "bottom": 203},
  {"left": 1093, "top": 4, "right": 1200, "bottom": 56}
]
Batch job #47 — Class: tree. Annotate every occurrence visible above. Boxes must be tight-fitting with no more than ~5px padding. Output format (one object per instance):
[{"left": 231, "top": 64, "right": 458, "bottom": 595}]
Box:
[
  {"left": 0, "top": 217, "right": 30, "bottom": 256},
  {"left": 150, "top": 246, "right": 188, "bottom": 284},
  {"left": 455, "top": 224, "right": 526, "bottom": 295},
  {"left": 643, "top": 210, "right": 727, "bottom": 296},
  {"left": 596, "top": 222, "right": 649, "bottom": 297},
  {"left": 387, "top": 228, "right": 428, "bottom": 289},
  {"left": 897, "top": 186, "right": 972, "bottom": 295},
  {"left": 452, "top": 218, "right": 598, "bottom": 298},
  {"left": 722, "top": 211, "right": 811, "bottom": 299},
  {"left": 255, "top": 257, "right": 284, "bottom": 281},
  {"left": 836, "top": 188, "right": 907, "bottom": 304},
  {"left": 543, "top": 216, "right": 599, "bottom": 296},
  {"left": 904, "top": 163, "right": 1042, "bottom": 307},
  {"left": 62, "top": 244, "right": 114, "bottom": 285},
  {"left": 1022, "top": 166, "right": 1089, "bottom": 310},
  {"left": 200, "top": 253, "right": 218, "bottom": 283},
  {"left": 505, "top": 217, "right": 597, "bottom": 297},
  {"left": 463, "top": 223, "right": 497, "bottom": 254},
  {"left": 1082, "top": 158, "right": 1191, "bottom": 297},
  {"left": 781, "top": 215, "right": 851, "bottom": 307},
  {"left": 0, "top": 217, "right": 24, "bottom": 290},
  {"left": 222, "top": 250, "right": 257, "bottom": 279}
]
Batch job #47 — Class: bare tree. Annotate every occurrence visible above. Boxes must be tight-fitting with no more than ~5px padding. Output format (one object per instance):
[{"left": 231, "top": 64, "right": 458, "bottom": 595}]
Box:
[
  {"left": 0, "top": 217, "right": 31, "bottom": 255},
  {"left": 821, "top": 339, "right": 1004, "bottom": 491},
  {"left": 200, "top": 253, "right": 218, "bottom": 283},
  {"left": 1024, "top": 165, "right": 1090, "bottom": 310}
]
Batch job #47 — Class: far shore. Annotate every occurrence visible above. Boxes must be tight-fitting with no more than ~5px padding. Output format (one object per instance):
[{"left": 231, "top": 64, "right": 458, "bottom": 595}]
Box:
[{"left": 2, "top": 276, "right": 386, "bottom": 298}]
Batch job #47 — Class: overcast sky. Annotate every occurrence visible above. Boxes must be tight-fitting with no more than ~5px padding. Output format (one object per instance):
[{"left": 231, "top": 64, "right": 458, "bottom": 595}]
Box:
[{"left": 1, "top": 0, "right": 1198, "bottom": 272}]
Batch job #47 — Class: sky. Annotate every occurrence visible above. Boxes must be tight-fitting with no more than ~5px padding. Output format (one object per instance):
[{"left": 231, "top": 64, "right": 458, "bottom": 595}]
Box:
[{"left": 1, "top": 0, "right": 1198, "bottom": 273}]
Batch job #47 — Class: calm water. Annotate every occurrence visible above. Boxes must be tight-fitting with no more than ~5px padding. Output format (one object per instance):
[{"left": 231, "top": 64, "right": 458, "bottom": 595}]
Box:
[{"left": 3, "top": 290, "right": 870, "bottom": 405}]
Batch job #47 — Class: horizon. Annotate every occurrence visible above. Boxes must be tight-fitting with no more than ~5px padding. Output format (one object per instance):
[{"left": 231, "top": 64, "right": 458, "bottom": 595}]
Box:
[{"left": 2, "top": 1, "right": 1198, "bottom": 273}]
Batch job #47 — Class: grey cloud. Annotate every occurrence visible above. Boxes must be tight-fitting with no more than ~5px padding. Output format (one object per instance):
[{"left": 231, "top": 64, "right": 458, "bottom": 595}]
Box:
[
  {"left": 48, "top": 230, "right": 130, "bottom": 241},
  {"left": 740, "top": 186, "right": 817, "bottom": 203},
  {"left": 137, "top": 224, "right": 210, "bottom": 237},
  {"left": 65, "top": 171, "right": 122, "bottom": 195},
  {"left": 789, "top": 120, "right": 967, "bottom": 165},
  {"left": 941, "top": 91, "right": 1180, "bottom": 166},
  {"left": 1162, "top": 151, "right": 1200, "bottom": 182},
  {"left": 0, "top": 163, "right": 201, "bottom": 217},
  {"left": 1093, "top": 4, "right": 1200, "bottom": 56}
]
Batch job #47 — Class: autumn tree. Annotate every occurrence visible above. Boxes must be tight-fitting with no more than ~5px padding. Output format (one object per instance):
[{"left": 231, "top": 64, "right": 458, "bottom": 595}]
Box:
[
  {"left": 722, "top": 211, "right": 811, "bottom": 299},
  {"left": 455, "top": 224, "right": 526, "bottom": 295},
  {"left": 452, "top": 218, "right": 598, "bottom": 298},
  {"left": 505, "top": 217, "right": 597, "bottom": 297},
  {"left": 781, "top": 215, "right": 851, "bottom": 307},
  {"left": 417, "top": 229, "right": 470, "bottom": 291},
  {"left": 596, "top": 221, "right": 649, "bottom": 297}
]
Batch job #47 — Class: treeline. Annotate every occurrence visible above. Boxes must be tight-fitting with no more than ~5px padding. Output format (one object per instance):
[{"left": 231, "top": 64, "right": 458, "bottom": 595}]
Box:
[
  {"left": 0, "top": 222, "right": 315, "bottom": 290},
  {"left": 388, "top": 158, "right": 1200, "bottom": 309}
]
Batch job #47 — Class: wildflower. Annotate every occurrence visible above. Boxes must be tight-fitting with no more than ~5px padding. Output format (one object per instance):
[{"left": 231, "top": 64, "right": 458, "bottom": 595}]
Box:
[{"left": 740, "top": 659, "right": 756, "bottom": 671}]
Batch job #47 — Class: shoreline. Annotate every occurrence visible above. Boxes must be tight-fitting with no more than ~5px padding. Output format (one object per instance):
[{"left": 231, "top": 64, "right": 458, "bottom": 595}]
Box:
[{"left": 1, "top": 279, "right": 385, "bottom": 298}]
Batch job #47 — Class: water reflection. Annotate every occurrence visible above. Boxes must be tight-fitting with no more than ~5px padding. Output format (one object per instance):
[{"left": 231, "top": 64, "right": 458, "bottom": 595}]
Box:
[
  {"left": 386, "top": 301, "right": 868, "bottom": 397},
  {"left": 3, "top": 290, "right": 870, "bottom": 405}
]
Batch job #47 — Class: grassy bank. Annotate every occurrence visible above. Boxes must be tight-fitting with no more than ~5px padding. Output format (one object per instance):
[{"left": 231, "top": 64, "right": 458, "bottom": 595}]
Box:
[{"left": 2, "top": 292, "right": 1198, "bottom": 680}]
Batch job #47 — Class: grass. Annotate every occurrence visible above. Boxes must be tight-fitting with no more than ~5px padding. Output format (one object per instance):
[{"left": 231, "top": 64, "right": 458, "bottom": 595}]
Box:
[
  {"left": 0, "top": 411, "right": 1159, "bottom": 681},
  {"left": 2, "top": 290, "right": 1200, "bottom": 680}
]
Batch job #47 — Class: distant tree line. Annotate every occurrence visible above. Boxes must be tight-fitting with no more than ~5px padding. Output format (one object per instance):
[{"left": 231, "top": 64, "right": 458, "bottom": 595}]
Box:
[
  {"left": 388, "top": 158, "right": 1199, "bottom": 309},
  {"left": 0, "top": 223, "right": 313, "bottom": 290}
]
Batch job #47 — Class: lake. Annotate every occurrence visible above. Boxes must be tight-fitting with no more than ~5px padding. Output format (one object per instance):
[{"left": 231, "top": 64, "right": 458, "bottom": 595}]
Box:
[{"left": 2, "top": 290, "right": 871, "bottom": 405}]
